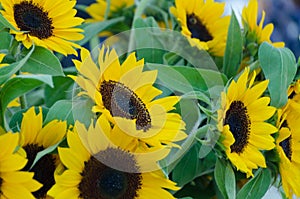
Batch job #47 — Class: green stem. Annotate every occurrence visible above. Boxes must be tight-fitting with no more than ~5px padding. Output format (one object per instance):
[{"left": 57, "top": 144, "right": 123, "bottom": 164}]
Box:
[{"left": 128, "top": 0, "right": 149, "bottom": 53}]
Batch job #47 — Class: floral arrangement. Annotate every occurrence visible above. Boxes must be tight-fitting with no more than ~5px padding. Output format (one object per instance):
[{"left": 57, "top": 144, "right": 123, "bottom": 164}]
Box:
[{"left": 0, "top": 0, "right": 299, "bottom": 198}]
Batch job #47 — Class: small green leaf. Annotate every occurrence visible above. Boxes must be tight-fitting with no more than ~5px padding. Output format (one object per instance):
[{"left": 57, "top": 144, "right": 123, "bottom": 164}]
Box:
[
  {"left": 20, "top": 46, "right": 64, "bottom": 76},
  {"left": 44, "top": 100, "right": 74, "bottom": 125},
  {"left": 225, "top": 164, "right": 236, "bottom": 199},
  {"left": 259, "top": 42, "right": 297, "bottom": 107},
  {"left": 29, "top": 141, "right": 62, "bottom": 170},
  {"left": 0, "top": 45, "right": 35, "bottom": 85},
  {"left": 214, "top": 158, "right": 228, "bottom": 199},
  {"left": 236, "top": 169, "right": 272, "bottom": 199},
  {"left": 78, "top": 17, "right": 125, "bottom": 45},
  {"left": 223, "top": 12, "right": 243, "bottom": 78}
]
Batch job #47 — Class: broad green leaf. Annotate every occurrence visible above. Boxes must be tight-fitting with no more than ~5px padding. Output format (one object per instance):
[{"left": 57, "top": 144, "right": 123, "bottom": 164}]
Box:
[
  {"left": 236, "top": 169, "right": 272, "bottom": 199},
  {"left": 44, "top": 76, "right": 74, "bottom": 107},
  {"left": 214, "top": 158, "right": 228, "bottom": 199},
  {"left": 44, "top": 100, "right": 74, "bottom": 125},
  {"left": 0, "top": 45, "right": 35, "bottom": 85},
  {"left": 172, "top": 143, "right": 200, "bottom": 186},
  {"left": 147, "top": 63, "right": 227, "bottom": 95},
  {"left": 0, "top": 75, "right": 53, "bottom": 110},
  {"left": 78, "top": 17, "right": 125, "bottom": 45},
  {"left": 259, "top": 42, "right": 297, "bottom": 107},
  {"left": 0, "top": 32, "right": 12, "bottom": 49},
  {"left": 223, "top": 12, "right": 243, "bottom": 78},
  {"left": 133, "top": 17, "right": 166, "bottom": 63},
  {"left": 225, "top": 164, "right": 236, "bottom": 199},
  {"left": 20, "top": 46, "right": 64, "bottom": 76}
]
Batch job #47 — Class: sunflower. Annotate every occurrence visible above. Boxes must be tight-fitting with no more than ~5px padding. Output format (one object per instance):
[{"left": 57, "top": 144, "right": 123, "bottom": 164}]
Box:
[
  {"left": 48, "top": 116, "right": 179, "bottom": 199},
  {"left": 217, "top": 67, "right": 277, "bottom": 177},
  {"left": 170, "top": 0, "right": 230, "bottom": 57},
  {"left": 0, "top": 132, "right": 42, "bottom": 199},
  {"left": 242, "top": 0, "right": 284, "bottom": 48},
  {"left": 276, "top": 101, "right": 300, "bottom": 198},
  {"left": 1, "top": 0, "right": 84, "bottom": 55},
  {"left": 72, "top": 47, "right": 186, "bottom": 151},
  {"left": 19, "top": 106, "right": 67, "bottom": 198},
  {"left": 86, "top": 0, "right": 134, "bottom": 22}
]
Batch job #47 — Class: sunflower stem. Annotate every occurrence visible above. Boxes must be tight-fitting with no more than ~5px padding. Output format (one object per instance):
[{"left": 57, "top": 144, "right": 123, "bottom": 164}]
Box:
[{"left": 128, "top": 0, "right": 150, "bottom": 53}]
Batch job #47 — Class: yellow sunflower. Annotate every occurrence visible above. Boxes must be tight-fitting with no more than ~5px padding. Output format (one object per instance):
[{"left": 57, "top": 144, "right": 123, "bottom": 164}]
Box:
[
  {"left": 72, "top": 47, "right": 186, "bottom": 151},
  {"left": 86, "top": 0, "right": 134, "bottom": 22},
  {"left": 170, "top": 0, "right": 230, "bottom": 57},
  {"left": 242, "top": 0, "right": 285, "bottom": 47},
  {"left": 48, "top": 116, "right": 180, "bottom": 199},
  {"left": 1, "top": 0, "right": 84, "bottom": 55},
  {"left": 217, "top": 67, "right": 277, "bottom": 177},
  {"left": 19, "top": 106, "right": 67, "bottom": 198},
  {"left": 0, "top": 132, "right": 42, "bottom": 199},
  {"left": 276, "top": 102, "right": 300, "bottom": 198}
]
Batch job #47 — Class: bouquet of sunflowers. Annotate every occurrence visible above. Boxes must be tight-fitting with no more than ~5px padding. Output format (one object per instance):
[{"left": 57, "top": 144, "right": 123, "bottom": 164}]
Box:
[{"left": 0, "top": 0, "right": 299, "bottom": 198}]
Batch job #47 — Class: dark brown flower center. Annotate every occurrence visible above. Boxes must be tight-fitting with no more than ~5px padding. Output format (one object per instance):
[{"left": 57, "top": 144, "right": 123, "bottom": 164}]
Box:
[
  {"left": 186, "top": 14, "right": 213, "bottom": 42},
  {"left": 23, "top": 144, "right": 56, "bottom": 199},
  {"left": 100, "top": 80, "right": 151, "bottom": 131},
  {"left": 78, "top": 147, "right": 142, "bottom": 199},
  {"left": 224, "top": 101, "right": 251, "bottom": 154},
  {"left": 13, "top": 1, "right": 53, "bottom": 39}
]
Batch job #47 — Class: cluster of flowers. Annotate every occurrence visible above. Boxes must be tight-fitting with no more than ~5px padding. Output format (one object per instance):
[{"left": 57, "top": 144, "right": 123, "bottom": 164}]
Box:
[{"left": 0, "top": 0, "right": 299, "bottom": 198}]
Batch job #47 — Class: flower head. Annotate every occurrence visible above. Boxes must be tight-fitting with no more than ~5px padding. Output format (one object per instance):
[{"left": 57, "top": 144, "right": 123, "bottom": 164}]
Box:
[
  {"left": 72, "top": 47, "right": 186, "bottom": 151},
  {"left": 170, "top": 0, "right": 230, "bottom": 56},
  {"left": 218, "top": 67, "right": 277, "bottom": 177},
  {"left": 19, "top": 107, "right": 67, "bottom": 198},
  {"left": 49, "top": 116, "right": 179, "bottom": 198},
  {"left": 242, "top": 0, "right": 284, "bottom": 48},
  {"left": 1, "top": 0, "right": 84, "bottom": 55},
  {"left": 276, "top": 101, "right": 300, "bottom": 198}
]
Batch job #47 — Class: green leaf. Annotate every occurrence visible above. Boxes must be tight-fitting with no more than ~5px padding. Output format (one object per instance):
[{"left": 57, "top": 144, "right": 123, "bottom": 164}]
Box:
[
  {"left": 0, "top": 45, "right": 35, "bottom": 85},
  {"left": 223, "top": 12, "right": 243, "bottom": 78},
  {"left": 172, "top": 143, "right": 200, "bottom": 186},
  {"left": 0, "top": 75, "right": 53, "bottom": 110},
  {"left": 214, "top": 158, "right": 228, "bottom": 199},
  {"left": 0, "top": 32, "right": 12, "bottom": 50},
  {"left": 225, "top": 164, "right": 236, "bottom": 199},
  {"left": 20, "top": 46, "right": 64, "bottom": 76},
  {"left": 78, "top": 17, "right": 125, "bottom": 45},
  {"left": 72, "top": 97, "right": 95, "bottom": 128},
  {"left": 44, "top": 100, "right": 74, "bottom": 125},
  {"left": 29, "top": 141, "right": 62, "bottom": 170},
  {"left": 236, "top": 169, "right": 272, "bottom": 199},
  {"left": 44, "top": 76, "right": 74, "bottom": 107},
  {"left": 147, "top": 64, "right": 227, "bottom": 95},
  {"left": 0, "top": 13, "right": 18, "bottom": 31},
  {"left": 133, "top": 17, "right": 166, "bottom": 63},
  {"left": 259, "top": 42, "right": 297, "bottom": 107}
]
